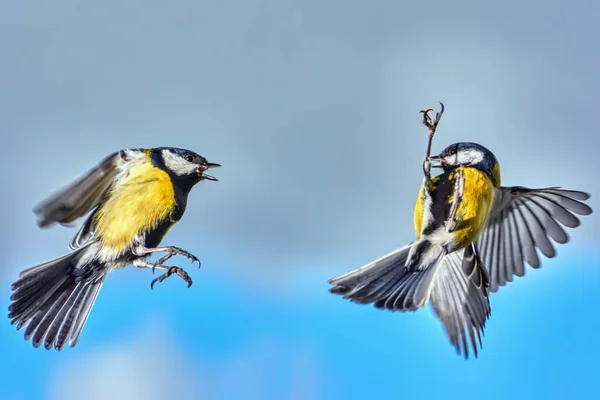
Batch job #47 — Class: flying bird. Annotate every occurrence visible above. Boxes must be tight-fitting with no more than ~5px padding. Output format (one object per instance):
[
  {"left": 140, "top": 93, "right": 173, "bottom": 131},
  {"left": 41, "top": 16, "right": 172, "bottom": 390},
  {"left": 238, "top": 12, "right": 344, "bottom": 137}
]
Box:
[
  {"left": 328, "top": 104, "right": 593, "bottom": 358},
  {"left": 9, "top": 147, "right": 220, "bottom": 350}
]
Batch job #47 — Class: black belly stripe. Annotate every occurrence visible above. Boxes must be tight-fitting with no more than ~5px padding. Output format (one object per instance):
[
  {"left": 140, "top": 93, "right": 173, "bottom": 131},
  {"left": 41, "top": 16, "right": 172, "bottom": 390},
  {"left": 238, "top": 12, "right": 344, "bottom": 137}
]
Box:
[
  {"left": 422, "top": 170, "right": 457, "bottom": 236},
  {"left": 142, "top": 182, "right": 190, "bottom": 249},
  {"left": 143, "top": 217, "right": 175, "bottom": 248}
]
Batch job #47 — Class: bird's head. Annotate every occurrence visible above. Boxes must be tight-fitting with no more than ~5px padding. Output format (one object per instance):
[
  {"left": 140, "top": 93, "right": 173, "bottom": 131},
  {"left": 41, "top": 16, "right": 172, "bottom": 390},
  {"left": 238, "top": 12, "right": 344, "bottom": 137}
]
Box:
[
  {"left": 429, "top": 142, "right": 501, "bottom": 187},
  {"left": 159, "top": 147, "right": 221, "bottom": 185}
]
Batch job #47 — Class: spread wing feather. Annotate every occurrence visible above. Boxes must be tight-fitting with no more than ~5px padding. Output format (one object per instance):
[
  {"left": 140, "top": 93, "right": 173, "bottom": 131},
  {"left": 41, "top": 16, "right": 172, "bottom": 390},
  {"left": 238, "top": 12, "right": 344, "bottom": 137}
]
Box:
[
  {"left": 476, "top": 186, "right": 592, "bottom": 292},
  {"left": 34, "top": 151, "right": 123, "bottom": 229}
]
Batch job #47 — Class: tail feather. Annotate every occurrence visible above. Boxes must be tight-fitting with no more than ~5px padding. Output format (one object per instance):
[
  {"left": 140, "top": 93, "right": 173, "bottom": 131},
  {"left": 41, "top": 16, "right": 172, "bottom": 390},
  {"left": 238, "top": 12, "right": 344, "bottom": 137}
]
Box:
[
  {"left": 429, "top": 244, "right": 490, "bottom": 359},
  {"left": 67, "top": 280, "right": 105, "bottom": 347},
  {"left": 9, "top": 245, "right": 106, "bottom": 350},
  {"left": 42, "top": 283, "right": 87, "bottom": 348},
  {"left": 328, "top": 240, "right": 492, "bottom": 359},
  {"left": 28, "top": 279, "right": 76, "bottom": 347},
  {"left": 10, "top": 275, "right": 72, "bottom": 328}
]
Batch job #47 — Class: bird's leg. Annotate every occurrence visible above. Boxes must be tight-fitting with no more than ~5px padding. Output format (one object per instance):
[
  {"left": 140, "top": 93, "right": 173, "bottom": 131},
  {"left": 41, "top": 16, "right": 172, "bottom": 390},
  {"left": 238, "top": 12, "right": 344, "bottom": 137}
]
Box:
[
  {"left": 137, "top": 246, "right": 201, "bottom": 274},
  {"left": 419, "top": 102, "right": 445, "bottom": 180},
  {"left": 132, "top": 259, "right": 193, "bottom": 289},
  {"left": 446, "top": 167, "right": 465, "bottom": 233}
]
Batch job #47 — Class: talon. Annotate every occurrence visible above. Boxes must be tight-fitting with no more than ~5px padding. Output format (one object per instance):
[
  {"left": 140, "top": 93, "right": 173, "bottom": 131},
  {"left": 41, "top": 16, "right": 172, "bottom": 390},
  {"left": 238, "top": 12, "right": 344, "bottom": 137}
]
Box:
[
  {"left": 435, "top": 102, "right": 445, "bottom": 123},
  {"left": 420, "top": 108, "right": 434, "bottom": 128},
  {"left": 150, "top": 277, "right": 160, "bottom": 290},
  {"left": 149, "top": 265, "right": 193, "bottom": 289}
]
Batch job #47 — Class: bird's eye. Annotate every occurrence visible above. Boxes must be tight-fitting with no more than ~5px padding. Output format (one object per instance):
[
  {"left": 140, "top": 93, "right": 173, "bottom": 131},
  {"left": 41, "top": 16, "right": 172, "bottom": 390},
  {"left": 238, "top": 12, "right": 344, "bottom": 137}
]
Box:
[
  {"left": 449, "top": 147, "right": 457, "bottom": 155},
  {"left": 184, "top": 153, "right": 194, "bottom": 162}
]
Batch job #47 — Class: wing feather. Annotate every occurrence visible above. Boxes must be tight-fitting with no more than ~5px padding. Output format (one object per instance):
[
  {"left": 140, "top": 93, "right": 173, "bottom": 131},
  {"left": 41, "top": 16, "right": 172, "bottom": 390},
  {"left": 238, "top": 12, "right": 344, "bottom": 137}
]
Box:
[
  {"left": 34, "top": 151, "right": 124, "bottom": 228},
  {"left": 477, "top": 186, "right": 592, "bottom": 293}
]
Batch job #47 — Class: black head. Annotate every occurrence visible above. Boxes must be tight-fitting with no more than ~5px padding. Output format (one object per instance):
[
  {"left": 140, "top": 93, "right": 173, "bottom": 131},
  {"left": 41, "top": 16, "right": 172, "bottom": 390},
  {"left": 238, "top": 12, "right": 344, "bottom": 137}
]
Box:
[
  {"left": 153, "top": 147, "right": 221, "bottom": 185},
  {"left": 429, "top": 142, "right": 501, "bottom": 186}
]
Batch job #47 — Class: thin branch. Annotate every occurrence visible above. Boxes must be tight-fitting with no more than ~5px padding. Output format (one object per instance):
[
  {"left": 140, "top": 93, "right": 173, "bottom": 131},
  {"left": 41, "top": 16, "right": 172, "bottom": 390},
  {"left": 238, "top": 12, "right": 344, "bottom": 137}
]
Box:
[{"left": 419, "top": 102, "right": 445, "bottom": 179}]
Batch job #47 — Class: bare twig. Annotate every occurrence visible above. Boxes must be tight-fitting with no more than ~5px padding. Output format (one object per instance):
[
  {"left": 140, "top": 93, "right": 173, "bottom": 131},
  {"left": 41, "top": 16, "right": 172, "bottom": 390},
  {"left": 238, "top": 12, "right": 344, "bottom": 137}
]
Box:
[{"left": 419, "top": 102, "right": 445, "bottom": 179}]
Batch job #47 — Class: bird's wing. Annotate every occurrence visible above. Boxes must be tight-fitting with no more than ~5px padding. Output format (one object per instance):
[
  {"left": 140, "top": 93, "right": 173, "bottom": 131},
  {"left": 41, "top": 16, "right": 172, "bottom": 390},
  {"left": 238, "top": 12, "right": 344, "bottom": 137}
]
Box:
[
  {"left": 69, "top": 212, "right": 98, "bottom": 250},
  {"left": 429, "top": 244, "right": 491, "bottom": 359},
  {"left": 34, "top": 150, "right": 130, "bottom": 229},
  {"left": 329, "top": 241, "right": 490, "bottom": 359},
  {"left": 476, "top": 186, "right": 592, "bottom": 293}
]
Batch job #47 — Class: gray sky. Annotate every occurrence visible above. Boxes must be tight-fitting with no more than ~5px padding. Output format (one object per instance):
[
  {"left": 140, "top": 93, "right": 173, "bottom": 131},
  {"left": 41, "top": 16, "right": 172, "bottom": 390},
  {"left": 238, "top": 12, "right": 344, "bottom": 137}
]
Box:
[{"left": 1, "top": 0, "right": 598, "bottom": 287}]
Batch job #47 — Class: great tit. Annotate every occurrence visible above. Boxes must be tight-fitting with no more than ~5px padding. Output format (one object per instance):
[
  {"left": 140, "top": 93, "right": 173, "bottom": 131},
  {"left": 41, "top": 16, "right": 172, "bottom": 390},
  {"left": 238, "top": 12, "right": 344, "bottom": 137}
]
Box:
[
  {"left": 9, "top": 147, "right": 220, "bottom": 350},
  {"left": 328, "top": 113, "right": 593, "bottom": 359}
]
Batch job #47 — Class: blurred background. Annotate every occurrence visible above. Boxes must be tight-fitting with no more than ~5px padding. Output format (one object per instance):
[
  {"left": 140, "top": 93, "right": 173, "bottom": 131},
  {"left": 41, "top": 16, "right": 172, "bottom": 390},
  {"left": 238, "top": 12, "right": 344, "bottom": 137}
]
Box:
[{"left": 1, "top": 1, "right": 599, "bottom": 399}]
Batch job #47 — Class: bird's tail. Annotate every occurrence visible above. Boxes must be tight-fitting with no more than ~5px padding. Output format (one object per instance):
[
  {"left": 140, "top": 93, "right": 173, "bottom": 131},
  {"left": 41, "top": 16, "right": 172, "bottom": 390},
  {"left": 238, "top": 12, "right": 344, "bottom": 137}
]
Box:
[
  {"left": 328, "top": 239, "right": 491, "bottom": 358},
  {"left": 8, "top": 244, "right": 107, "bottom": 350}
]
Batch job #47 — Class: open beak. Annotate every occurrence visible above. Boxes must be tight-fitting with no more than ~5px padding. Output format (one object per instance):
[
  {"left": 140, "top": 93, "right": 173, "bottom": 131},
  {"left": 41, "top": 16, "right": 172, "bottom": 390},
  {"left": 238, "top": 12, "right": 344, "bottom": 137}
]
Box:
[
  {"left": 198, "top": 161, "right": 221, "bottom": 181},
  {"left": 429, "top": 154, "right": 446, "bottom": 169}
]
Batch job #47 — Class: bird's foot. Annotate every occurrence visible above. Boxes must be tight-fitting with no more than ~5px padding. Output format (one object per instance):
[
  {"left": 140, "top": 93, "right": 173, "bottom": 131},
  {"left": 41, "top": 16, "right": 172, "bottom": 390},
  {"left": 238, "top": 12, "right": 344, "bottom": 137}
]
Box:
[
  {"left": 150, "top": 246, "right": 201, "bottom": 274},
  {"left": 162, "top": 246, "right": 201, "bottom": 267},
  {"left": 150, "top": 266, "right": 193, "bottom": 289},
  {"left": 423, "top": 158, "right": 432, "bottom": 179},
  {"left": 420, "top": 108, "right": 434, "bottom": 129},
  {"left": 419, "top": 102, "right": 445, "bottom": 132},
  {"left": 445, "top": 218, "right": 461, "bottom": 233}
]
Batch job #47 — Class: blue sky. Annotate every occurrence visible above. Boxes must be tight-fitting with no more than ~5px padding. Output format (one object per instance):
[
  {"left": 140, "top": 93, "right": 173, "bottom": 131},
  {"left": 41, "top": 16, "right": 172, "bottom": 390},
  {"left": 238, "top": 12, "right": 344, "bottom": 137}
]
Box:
[
  {"left": 1, "top": 1, "right": 599, "bottom": 399},
  {"left": 2, "top": 247, "right": 600, "bottom": 399}
]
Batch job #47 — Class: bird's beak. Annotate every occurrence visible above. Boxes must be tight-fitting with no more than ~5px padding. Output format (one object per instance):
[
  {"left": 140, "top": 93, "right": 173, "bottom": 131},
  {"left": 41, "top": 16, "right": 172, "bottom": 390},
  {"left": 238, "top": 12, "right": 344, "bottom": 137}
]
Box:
[
  {"left": 429, "top": 154, "right": 446, "bottom": 169},
  {"left": 198, "top": 161, "right": 221, "bottom": 181}
]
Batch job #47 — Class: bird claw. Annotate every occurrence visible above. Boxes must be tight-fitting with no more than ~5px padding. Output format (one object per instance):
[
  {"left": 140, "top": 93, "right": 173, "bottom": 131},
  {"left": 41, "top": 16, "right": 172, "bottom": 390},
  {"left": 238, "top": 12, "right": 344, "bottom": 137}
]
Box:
[
  {"left": 446, "top": 218, "right": 460, "bottom": 233},
  {"left": 423, "top": 159, "right": 431, "bottom": 178},
  {"left": 150, "top": 246, "right": 201, "bottom": 275},
  {"left": 420, "top": 102, "right": 445, "bottom": 131},
  {"left": 166, "top": 246, "right": 202, "bottom": 268},
  {"left": 150, "top": 266, "right": 193, "bottom": 289},
  {"left": 420, "top": 108, "right": 434, "bottom": 128}
]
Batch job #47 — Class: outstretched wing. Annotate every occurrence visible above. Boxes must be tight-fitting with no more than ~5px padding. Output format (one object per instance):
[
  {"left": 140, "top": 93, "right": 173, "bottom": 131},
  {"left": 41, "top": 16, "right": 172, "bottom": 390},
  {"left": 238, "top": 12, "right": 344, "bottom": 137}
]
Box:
[
  {"left": 476, "top": 186, "right": 592, "bottom": 293},
  {"left": 33, "top": 151, "right": 124, "bottom": 229},
  {"left": 329, "top": 242, "right": 490, "bottom": 359}
]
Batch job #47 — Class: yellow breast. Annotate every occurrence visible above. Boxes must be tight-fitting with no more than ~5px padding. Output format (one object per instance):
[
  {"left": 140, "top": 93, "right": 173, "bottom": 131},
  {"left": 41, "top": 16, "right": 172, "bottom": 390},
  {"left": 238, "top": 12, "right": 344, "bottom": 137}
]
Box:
[
  {"left": 413, "top": 168, "right": 496, "bottom": 247},
  {"left": 93, "top": 160, "right": 176, "bottom": 252},
  {"left": 450, "top": 167, "right": 496, "bottom": 248},
  {"left": 414, "top": 181, "right": 430, "bottom": 239}
]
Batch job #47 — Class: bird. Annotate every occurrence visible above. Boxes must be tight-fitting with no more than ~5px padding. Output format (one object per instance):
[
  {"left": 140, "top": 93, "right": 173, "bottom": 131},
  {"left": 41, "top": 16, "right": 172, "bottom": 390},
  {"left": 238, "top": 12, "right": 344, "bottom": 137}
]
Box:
[
  {"left": 8, "top": 147, "right": 221, "bottom": 351},
  {"left": 328, "top": 105, "right": 593, "bottom": 359}
]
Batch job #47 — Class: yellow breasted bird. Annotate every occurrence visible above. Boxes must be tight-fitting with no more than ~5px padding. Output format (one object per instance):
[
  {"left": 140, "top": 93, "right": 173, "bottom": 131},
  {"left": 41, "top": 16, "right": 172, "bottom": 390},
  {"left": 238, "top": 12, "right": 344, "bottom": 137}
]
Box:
[
  {"left": 328, "top": 106, "right": 593, "bottom": 359},
  {"left": 8, "top": 147, "right": 220, "bottom": 350}
]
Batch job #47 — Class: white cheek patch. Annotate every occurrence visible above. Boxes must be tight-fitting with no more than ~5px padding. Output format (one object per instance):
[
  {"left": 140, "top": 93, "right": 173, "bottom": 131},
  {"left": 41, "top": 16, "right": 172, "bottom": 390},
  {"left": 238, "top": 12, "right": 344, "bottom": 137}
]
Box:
[
  {"left": 161, "top": 149, "right": 198, "bottom": 176},
  {"left": 455, "top": 149, "right": 483, "bottom": 165}
]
